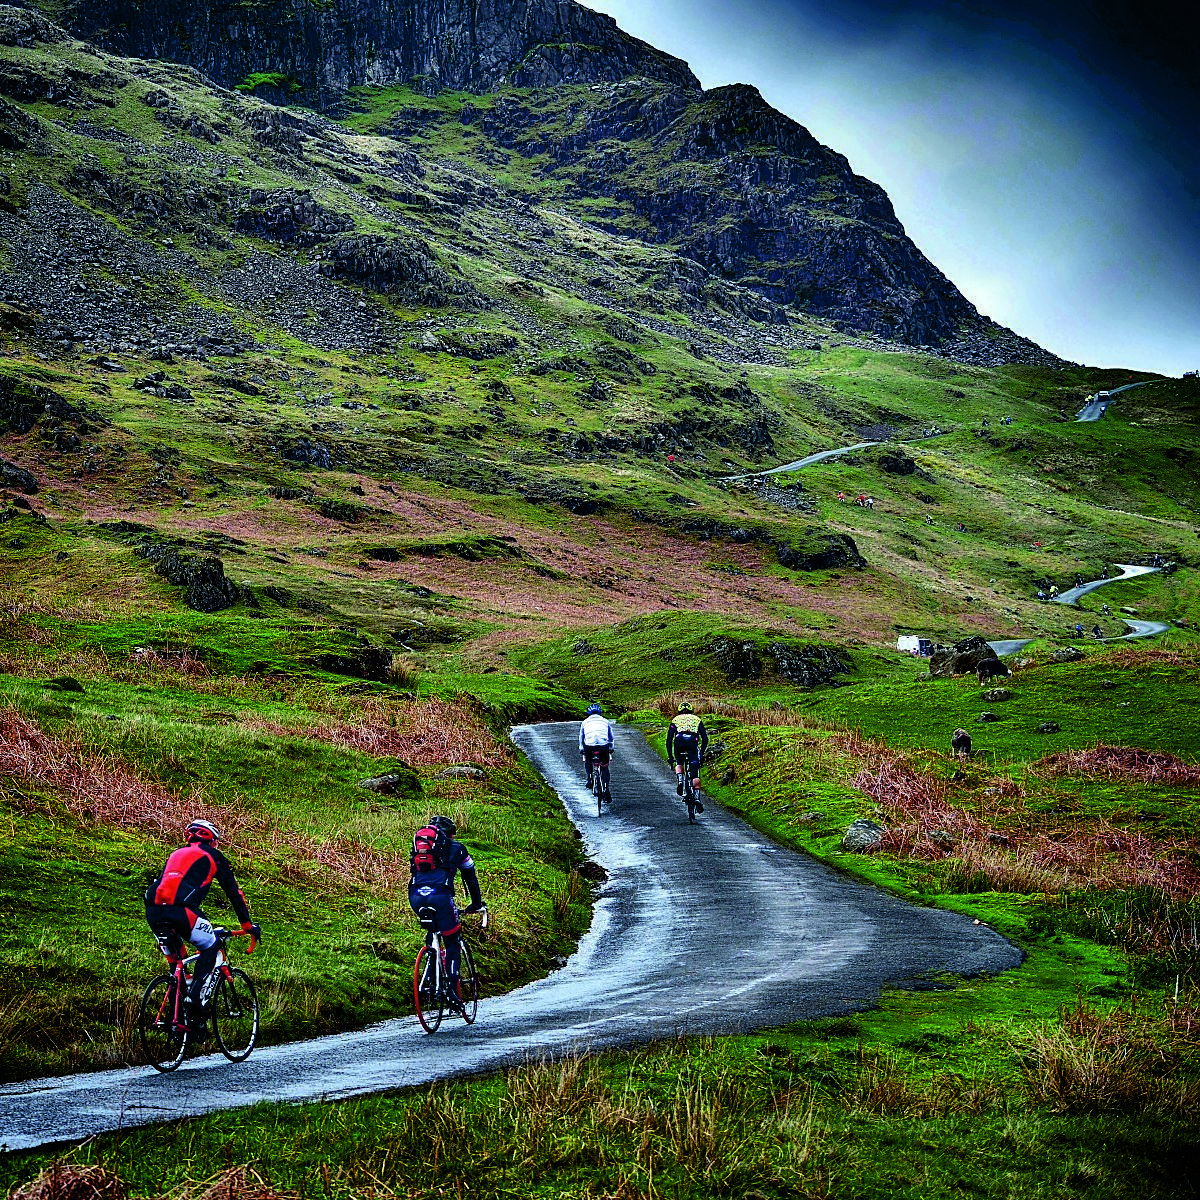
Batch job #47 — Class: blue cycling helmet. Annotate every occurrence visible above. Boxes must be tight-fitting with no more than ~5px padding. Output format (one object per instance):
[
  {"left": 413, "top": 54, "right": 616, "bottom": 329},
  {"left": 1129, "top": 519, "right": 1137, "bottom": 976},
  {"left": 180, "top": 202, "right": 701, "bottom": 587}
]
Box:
[{"left": 587, "top": 702, "right": 603, "bottom": 715}]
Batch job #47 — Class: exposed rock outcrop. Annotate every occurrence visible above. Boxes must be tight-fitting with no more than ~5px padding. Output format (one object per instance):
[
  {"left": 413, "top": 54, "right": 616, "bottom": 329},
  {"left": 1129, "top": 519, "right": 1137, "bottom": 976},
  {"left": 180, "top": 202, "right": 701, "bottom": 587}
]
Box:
[
  {"left": 0, "top": 456, "right": 37, "bottom": 493},
  {"left": 60, "top": 0, "right": 699, "bottom": 96},
  {"left": 136, "top": 543, "right": 240, "bottom": 612}
]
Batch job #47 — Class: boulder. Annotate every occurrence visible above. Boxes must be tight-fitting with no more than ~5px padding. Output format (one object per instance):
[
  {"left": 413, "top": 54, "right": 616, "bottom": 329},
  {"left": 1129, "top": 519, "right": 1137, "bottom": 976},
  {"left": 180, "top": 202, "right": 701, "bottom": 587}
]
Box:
[
  {"left": 1037, "top": 722, "right": 1061, "bottom": 734},
  {"left": 796, "top": 810, "right": 826, "bottom": 823},
  {"left": 575, "top": 861, "right": 609, "bottom": 882},
  {"left": 982, "top": 688, "right": 1013, "bottom": 702},
  {"left": 930, "top": 635, "right": 1000, "bottom": 679},
  {"left": 438, "top": 764, "right": 485, "bottom": 780},
  {"left": 357, "top": 763, "right": 422, "bottom": 801},
  {"left": 976, "top": 711, "right": 1000, "bottom": 722},
  {"left": 842, "top": 818, "right": 884, "bottom": 853},
  {"left": 1047, "top": 647, "right": 1084, "bottom": 664},
  {"left": 0, "top": 456, "right": 37, "bottom": 493}
]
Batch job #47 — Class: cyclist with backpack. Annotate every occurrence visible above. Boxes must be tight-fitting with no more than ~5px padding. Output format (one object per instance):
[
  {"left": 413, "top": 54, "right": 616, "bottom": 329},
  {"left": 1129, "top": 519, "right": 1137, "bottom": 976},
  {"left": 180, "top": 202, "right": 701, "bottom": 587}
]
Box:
[
  {"left": 579, "top": 702, "right": 615, "bottom": 803},
  {"left": 667, "top": 702, "right": 709, "bottom": 814},
  {"left": 408, "top": 816, "right": 485, "bottom": 1009},
  {"left": 144, "top": 819, "right": 262, "bottom": 1039}
]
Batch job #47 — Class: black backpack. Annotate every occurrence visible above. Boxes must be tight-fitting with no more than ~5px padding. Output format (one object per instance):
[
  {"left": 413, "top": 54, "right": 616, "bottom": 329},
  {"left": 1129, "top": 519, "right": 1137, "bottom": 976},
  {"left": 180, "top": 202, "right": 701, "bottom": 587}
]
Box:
[{"left": 410, "top": 823, "right": 451, "bottom": 875}]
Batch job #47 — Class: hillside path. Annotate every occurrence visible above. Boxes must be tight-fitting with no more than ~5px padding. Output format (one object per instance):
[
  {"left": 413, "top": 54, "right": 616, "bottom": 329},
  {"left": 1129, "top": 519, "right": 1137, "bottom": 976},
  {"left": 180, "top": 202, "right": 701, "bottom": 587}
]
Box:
[{"left": 0, "top": 723, "right": 1020, "bottom": 1152}]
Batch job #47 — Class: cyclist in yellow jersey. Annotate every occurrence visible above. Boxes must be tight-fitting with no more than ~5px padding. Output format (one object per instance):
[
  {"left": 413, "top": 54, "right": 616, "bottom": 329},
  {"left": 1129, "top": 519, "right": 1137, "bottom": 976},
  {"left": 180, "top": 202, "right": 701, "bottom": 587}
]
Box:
[{"left": 667, "top": 702, "right": 709, "bottom": 813}]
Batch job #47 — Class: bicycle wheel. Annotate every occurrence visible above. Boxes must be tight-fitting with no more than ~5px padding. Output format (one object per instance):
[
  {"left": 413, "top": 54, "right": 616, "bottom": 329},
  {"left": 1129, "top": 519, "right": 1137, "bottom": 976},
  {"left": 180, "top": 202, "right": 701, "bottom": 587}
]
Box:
[
  {"left": 458, "top": 938, "right": 480, "bottom": 1024},
  {"left": 413, "top": 944, "right": 444, "bottom": 1032},
  {"left": 139, "top": 975, "right": 188, "bottom": 1072},
  {"left": 212, "top": 968, "right": 259, "bottom": 1062},
  {"left": 683, "top": 778, "right": 697, "bottom": 824},
  {"left": 592, "top": 771, "right": 603, "bottom": 816}
]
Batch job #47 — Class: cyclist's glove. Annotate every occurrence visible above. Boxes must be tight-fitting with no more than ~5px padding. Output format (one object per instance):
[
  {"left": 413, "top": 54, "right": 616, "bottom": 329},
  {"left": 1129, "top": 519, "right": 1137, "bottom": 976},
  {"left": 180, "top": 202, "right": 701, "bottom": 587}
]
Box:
[{"left": 241, "top": 921, "right": 263, "bottom": 945}]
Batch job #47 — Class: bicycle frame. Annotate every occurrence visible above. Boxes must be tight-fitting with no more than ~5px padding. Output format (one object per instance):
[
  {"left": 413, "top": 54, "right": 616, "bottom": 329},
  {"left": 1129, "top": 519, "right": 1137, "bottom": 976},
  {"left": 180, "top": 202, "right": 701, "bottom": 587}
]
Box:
[{"left": 153, "top": 931, "right": 243, "bottom": 1031}]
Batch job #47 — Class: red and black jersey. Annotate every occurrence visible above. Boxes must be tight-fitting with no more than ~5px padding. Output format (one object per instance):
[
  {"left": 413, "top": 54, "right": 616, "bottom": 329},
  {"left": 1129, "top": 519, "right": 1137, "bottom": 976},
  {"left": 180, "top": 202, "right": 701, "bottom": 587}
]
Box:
[{"left": 145, "top": 839, "right": 251, "bottom": 924}]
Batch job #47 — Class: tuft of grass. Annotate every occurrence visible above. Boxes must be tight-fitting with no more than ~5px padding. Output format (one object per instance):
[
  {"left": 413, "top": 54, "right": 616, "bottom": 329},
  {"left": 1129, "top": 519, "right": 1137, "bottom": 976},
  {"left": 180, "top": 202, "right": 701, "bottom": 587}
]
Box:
[{"left": 1021, "top": 999, "right": 1200, "bottom": 1115}]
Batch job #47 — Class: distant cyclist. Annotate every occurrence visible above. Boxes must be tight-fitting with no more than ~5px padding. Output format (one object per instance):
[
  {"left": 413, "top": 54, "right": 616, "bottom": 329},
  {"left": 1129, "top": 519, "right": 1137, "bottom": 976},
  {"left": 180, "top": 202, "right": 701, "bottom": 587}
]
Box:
[
  {"left": 144, "top": 819, "right": 261, "bottom": 1038},
  {"left": 667, "top": 702, "right": 709, "bottom": 814},
  {"left": 579, "top": 702, "right": 614, "bottom": 803},
  {"left": 408, "top": 816, "right": 485, "bottom": 1009}
]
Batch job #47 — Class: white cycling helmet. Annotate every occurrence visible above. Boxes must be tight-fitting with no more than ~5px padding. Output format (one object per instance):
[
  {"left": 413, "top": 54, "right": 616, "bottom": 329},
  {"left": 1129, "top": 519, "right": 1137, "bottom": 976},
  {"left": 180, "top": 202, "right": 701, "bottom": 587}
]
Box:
[{"left": 186, "top": 818, "right": 221, "bottom": 843}]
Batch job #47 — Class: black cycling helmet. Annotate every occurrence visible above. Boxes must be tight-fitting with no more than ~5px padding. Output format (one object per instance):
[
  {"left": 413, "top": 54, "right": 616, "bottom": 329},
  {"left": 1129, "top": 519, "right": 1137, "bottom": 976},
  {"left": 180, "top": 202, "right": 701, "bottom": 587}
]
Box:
[
  {"left": 587, "top": 702, "right": 603, "bottom": 715},
  {"left": 677, "top": 702, "right": 693, "bottom": 713},
  {"left": 186, "top": 818, "right": 221, "bottom": 843},
  {"left": 430, "top": 815, "right": 457, "bottom": 836}
]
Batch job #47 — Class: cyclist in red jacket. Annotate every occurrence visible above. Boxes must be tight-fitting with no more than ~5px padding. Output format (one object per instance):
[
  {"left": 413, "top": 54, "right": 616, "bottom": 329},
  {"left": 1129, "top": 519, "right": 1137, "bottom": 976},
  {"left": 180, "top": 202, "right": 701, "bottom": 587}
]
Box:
[{"left": 144, "top": 819, "right": 260, "bottom": 1037}]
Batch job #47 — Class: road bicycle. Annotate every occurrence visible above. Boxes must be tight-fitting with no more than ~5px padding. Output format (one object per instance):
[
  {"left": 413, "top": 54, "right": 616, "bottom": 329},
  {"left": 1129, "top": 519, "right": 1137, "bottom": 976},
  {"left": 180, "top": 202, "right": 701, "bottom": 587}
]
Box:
[
  {"left": 413, "top": 907, "right": 487, "bottom": 1033},
  {"left": 139, "top": 927, "right": 260, "bottom": 1072},
  {"left": 584, "top": 748, "right": 611, "bottom": 816},
  {"left": 678, "top": 760, "right": 703, "bottom": 824},
  {"left": 589, "top": 758, "right": 606, "bottom": 816}
]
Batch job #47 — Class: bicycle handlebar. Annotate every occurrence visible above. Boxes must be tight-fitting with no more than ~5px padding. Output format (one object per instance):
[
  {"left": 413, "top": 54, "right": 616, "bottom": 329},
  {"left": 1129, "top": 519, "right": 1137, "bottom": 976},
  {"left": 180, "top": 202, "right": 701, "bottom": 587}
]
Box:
[{"left": 216, "top": 927, "right": 260, "bottom": 954}]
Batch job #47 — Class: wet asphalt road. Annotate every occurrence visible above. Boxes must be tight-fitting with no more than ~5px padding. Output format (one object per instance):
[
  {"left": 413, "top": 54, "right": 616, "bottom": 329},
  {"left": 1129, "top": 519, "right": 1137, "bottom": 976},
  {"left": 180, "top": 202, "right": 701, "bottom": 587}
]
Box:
[{"left": 0, "top": 722, "right": 1021, "bottom": 1152}]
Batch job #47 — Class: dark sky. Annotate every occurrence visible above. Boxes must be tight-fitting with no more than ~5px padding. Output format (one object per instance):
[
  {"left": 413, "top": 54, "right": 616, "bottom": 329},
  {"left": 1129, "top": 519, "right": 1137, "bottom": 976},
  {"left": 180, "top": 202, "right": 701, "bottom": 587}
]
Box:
[{"left": 585, "top": 0, "right": 1200, "bottom": 373}]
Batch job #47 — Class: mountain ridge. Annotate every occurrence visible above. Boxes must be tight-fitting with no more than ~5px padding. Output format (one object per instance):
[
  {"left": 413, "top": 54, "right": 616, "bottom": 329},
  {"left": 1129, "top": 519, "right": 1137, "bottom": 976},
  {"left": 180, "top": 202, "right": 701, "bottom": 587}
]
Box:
[{"left": 26, "top": 0, "right": 1054, "bottom": 356}]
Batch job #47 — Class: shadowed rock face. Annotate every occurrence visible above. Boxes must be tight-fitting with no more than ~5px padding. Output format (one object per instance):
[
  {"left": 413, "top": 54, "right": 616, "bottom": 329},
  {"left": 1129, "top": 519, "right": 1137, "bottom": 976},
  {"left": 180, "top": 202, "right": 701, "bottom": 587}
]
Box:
[{"left": 57, "top": 0, "right": 699, "bottom": 94}]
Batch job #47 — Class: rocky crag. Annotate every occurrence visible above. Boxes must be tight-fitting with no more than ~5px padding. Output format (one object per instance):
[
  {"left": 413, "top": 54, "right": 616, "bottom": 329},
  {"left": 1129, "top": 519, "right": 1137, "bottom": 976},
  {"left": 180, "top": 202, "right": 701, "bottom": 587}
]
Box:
[{"left": 33, "top": 0, "right": 1057, "bottom": 357}]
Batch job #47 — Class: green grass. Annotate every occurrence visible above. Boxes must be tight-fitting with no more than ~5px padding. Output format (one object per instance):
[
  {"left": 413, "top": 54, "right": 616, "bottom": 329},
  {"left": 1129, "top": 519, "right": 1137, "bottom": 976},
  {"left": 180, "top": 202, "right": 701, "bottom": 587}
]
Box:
[{"left": 0, "top": 671, "right": 591, "bottom": 1080}]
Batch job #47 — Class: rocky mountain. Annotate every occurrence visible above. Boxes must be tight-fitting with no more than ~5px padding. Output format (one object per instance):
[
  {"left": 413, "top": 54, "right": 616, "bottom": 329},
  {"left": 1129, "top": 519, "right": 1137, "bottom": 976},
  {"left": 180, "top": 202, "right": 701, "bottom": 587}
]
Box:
[
  {"left": 49, "top": 0, "right": 700, "bottom": 94},
  {"left": 29, "top": 0, "right": 1052, "bottom": 355}
]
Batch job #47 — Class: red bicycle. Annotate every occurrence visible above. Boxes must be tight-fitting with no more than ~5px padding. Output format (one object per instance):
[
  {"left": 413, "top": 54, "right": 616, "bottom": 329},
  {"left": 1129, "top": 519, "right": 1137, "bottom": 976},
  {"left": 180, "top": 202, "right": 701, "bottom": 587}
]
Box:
[
  {"left": 139, "top": 926, "right": 260, "bottom": 1071},
  {"left": 413, "top": 908, "right": 486, "bottom": 1033}
]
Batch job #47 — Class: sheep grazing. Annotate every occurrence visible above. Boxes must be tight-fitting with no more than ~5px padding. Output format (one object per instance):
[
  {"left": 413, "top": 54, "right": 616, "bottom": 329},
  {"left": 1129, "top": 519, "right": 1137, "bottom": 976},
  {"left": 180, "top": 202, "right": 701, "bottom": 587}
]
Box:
[
  {"left": 976, "top": 659, "right": 1010, "bottom": 685},
  {"left": 952, "top": 728, "right": 972, "bottom": 758}
]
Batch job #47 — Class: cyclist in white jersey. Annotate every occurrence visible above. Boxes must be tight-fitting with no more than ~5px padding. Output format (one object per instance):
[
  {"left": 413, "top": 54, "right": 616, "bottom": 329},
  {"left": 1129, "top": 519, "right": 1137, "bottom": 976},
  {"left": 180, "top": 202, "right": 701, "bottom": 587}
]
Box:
[{"left": 579, "top": 702, "right": 614, "bottom": 802}]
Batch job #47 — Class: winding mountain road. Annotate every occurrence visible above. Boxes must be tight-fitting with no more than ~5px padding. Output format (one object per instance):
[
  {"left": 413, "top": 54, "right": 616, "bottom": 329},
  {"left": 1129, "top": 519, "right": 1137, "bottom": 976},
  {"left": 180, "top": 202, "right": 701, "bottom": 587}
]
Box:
[
  {"left": 721, "top": 440, "right": 880, "bottom": 481},
  {"left": 0, "top": 724, "right": 1020, "bottom": 1153},
  {"left": 1076, "top": 379, "right": 1155, "bottom": 422}
]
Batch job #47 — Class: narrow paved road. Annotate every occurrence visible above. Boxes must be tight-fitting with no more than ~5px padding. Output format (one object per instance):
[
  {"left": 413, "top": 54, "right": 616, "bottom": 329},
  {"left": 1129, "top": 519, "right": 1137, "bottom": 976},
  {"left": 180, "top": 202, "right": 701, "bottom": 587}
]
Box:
[
  {"left": 0, "top": 724, "right": 1020, "bottom": 1152},
  {"left": 1076, "top": 379, "right": 1155, "bottom": 422},
  {"left": 1053, "top": 562, "right": 1159, "bottom": 605},
  {"left": 722, "top": 440, "right": 880, "bottom": 481},
  {"left": 1053, "top": 564, "right": 1169, "bottom": 642}
]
